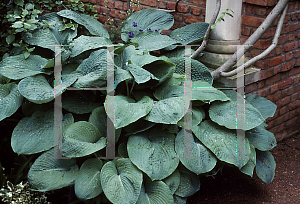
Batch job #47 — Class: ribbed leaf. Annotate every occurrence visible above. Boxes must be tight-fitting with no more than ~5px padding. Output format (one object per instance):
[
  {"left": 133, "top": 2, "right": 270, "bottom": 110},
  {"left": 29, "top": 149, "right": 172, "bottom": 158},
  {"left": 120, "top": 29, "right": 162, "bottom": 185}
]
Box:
[
  {"left": 177, "top": 106, "right": 205, "bottom": 129},
  {"left": 11, "top": 110, "right": 73, "bottom": 155},
  {"left": 62, "top": 91, "right": 101, "bottom": 114},
  {"left": 170, "top": 57, "right": 213, "bottom": 84},
  {"left": 246, "top": 123, "right": 277, "bottom": 151},
  {"left": 209, "top": 90, "right": 264, "bottom": 130},
  {"left": 168, "top": 22, "right": 209, "bottom": 45},
  {"left": 123, "top": 119, "right": 155, "bottom": 136},
  {"left": 75, "top": 158, "right": 103, "bottom": 200},
  {"left": 0, "top": 83, "right": 23, "bottom": 121},
  {"left": 58, "top": 10, "right": 109, "bottom": 38},
  {"left": 131, "top": 31, "right": 177, "bottom": 51},
  {"left": 246, "top": 94, "right": 277, "bottom": 120},
  {"left": 240, "top": 144, "right": 256, "bottom": 177},
  {"left": 0, "top": 74, "right": 10, "bottom": 84},
  {"left": 70, "top": 35, "right": 112, "bottom": 58},
  {"left": 28, "top": 149, "right": 79, "bottom": 191},
  {"left": 174, "top": 165, "right": 200, "bottom": 197},
  {"left": 0, "top": 54, "right": 48, "bottom": 80},
  {"left": 144, "top": 97, "right": 185, "bottom": 124},
  {"left": 136, "top": 177, "right": 174, "bottom": 204},
  {"left": 255, "top": 150, "right": 276, "bottom": 184},
  {"left": 115, "top": 66, "right": 133, "bottom": 88},
  {"left": 127, "top": 127, "right": 179, "bottom": 181},
  {"left": 73, "top": 49, "right": 113, "bottom": 88},
  {"left": 192, "top": 120, "right": 251, "bottom": 169},
  {"left": 175, "top": 129, "right": 217, "bottom": 175},
  {"left": 104, "top": 95, "right": 153, "bottom": 129},
  {"left": 100, "top": 158, "right": 143, "bottom": 204},
  {"left": 62, "top": 121, "right": 106, "bottom": 157},
  {"left": 173, "top": 195, "right": 187, "bottom": 204},
  {"left": 121, "top": 9, "right": 174, "bottom": 42},
  {"left": 162, "top": 170, "right": 180, "bottom": 194},
  {"left": 22, "top": 12, "right": 77, "bottom": 51}
]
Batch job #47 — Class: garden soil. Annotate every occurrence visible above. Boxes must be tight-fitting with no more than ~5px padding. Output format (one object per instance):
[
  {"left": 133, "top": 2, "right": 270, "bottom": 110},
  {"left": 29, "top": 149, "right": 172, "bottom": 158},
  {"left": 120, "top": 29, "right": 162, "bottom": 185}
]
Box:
[{"left": 187, "top": 132, "right": 300, "bottom": 204}]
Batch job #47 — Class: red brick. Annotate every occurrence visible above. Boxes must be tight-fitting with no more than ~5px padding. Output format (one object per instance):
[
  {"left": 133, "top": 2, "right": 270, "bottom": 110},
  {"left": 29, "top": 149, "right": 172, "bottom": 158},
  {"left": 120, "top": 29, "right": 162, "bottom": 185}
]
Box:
[
  {"left": 286, "top": 52, "right": 294, "bottom": 61},
  {"left": 187, "top": 0, "right": 205, "bottom": 6},
  {"left": 158, "top": 1, "right": 167, "bottom": 9},
  {"left": 184, "top": 15, "right": 205, "bottom": 24},
  {"left": 298, "top": 58, "right": 300, "bottom": 67},
  {"left": 201, "top": 8, "right": 206, "bottom": 17},
  {"left": 243, "top": 27, "right": 251, "bottom": 36},
  {"left": 289, "top": 107, "right": 300, "bottom": 120},
  {"left": 269, "top": 55, "right": 285, "bottom": 67},
  {"left": 274, "top": 65, "right": 281, "bottom": 75},
  {"left": 288, "top": 100, "right": 300, "bottom": 111},
  {"left": 98, "top": 0, "right": 105, "bottom": 6},
  {"left": 191, "top": 6, "right": 201, "bottom": 16},
  {"left": 115, "top": 1, "right": 123, "bottom": 10},
  {"left": 270, "top": 83, "right": 278, "bottom": 94},
  {"left": 110, "top": 9, "right": 126, "bottom": 19},
  {"left": 282, "top": 60, "right": 296, "bottom": 72},
  {"left": 258, "top": 81, "right": 265, "bottom": 89},
  {"left": 274, "top": 13, "right": 290, "bottom": 25},
  {"left": 246, "top": 4, "right": 253, "bottom": 14},
  {"left": 287, "top": 84, "right": 300, "bottom": 95},
  {"left": 255, "top": 60, "right": 269, "bottom": 70},
  {"left": 276, "top": 46, "right": 283, "bottom": 55},
  {"left": 177, "top": 3, "right": 189, "bottom": 13},
  {"left": 278, "top": 78, "right": 294, "bottom": 90},
  {"left": 173, "top": 13, "right": 183, "bottom": 22},
  {"left": 281, "top": 89, "right": 288, "bottom": 98},
  {"left": 266, "top": 120, "right": 274, "bottom": 130},
  {"left": 243, "top": 0, "right": 277, "bottom": 6},
  {"left": 260, "top": 69, "right": 273, "bottom": 80},
  {"left": 253, "top": 39, "right": 271, "bottom": 49},
  {"left": 291, "top": 93, "right": 298, "bottom": 101},
  {"left": 168, "top": 2, "right": 175, "bottom": 10},
  {"left": 285, "top": 23, "right": 300, "bottom": 33},
  {"left": 81, "top": 0, "right": 89, "bottom": 2},
  {"left": 108, "top": 0, "right": 114, "bottom": 8},
  {"left": 267, "top": 126, "right": 277, "bottom": 135},
  {"left": 276, "top": 131, "right": 288, "bottom": 142},
  {"left": 254, "top": 87, "right": 270, "bottom": 97},
  {"left": 288, "top": 33, "right": 295, "bottom": 41},
  {"left": 98, "top": 15, "right": 108, "bottom": 24},
  {"left": 90, "top": 0, "right": 97, "bottom": 4},
  {"left": 276, "top": 123, "right": 285, "bottom": 133},
  {"left": 265, "top": 74, "right": 281, "bottom": 85},
  {"left": 245, "top": 82, "right": 257, "bottom": 94},
  {"left": 294, "top": 75, "right": 300, "bottom": 84},
  {"left": 254, "top": 6, "right": 268, "bottom": 16},
  {"left": 297, "top": 31, "right": 300, "bottom": 39},
  {"left": 280, "top": 71, "right": 289, "bottom": 80},
  {"left": 273, "top": 112, "right": 290, "bottom": 126},
  {"left": 140, "top": 0, "right": 157, "bottom": 7},
  {"left": 260, "top": 27, "right": 276, "bottom": 39},
  {"left": 242, "top": 15, "right": 265, "bottom": 27},
  {"left": 293, "top": 50, "right": 300, "bottom": 58},
  {"left": 171, "top": 21, "right": 185, "bottom": 30},
  {"left": 284, "top": 41, "right": 298, "bottom": 52},
  {"left": 291, "top": 12, "right": 298, "bottom": 21},
  {"left": 278, "top": 35, "right": 288, "bottom": 45}
]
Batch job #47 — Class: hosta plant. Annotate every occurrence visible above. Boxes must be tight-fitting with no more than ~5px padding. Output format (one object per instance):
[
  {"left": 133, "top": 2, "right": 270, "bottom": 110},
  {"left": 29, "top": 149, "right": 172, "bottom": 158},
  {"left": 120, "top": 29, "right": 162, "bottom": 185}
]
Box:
[{"left": 0, "top": 8, "right": 277, "bottom": 204}]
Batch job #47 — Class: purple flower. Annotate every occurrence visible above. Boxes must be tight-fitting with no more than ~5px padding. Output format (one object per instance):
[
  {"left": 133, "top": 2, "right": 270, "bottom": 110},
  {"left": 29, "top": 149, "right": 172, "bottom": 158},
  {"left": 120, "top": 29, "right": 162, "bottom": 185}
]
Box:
[
  {"left": 129, "top": 32, "right": 134, "bottom": 37},
  {"left": 139, "top": 29, "right": 143, "bottom": 33},
  {"left": 155, "top": 30, "right": 159, "bottom": 32},
  {"left": 133, "top": 22, "right": 137, "bottom": 27},
  {"left": 160, "top": 33, "right": 163, "bottom": 35},
  {"left": 146, "top": 28, "right": 151, "bottom": 31},
  {"left": 167, "top": 34, "right": 170, "bottom": 37}
]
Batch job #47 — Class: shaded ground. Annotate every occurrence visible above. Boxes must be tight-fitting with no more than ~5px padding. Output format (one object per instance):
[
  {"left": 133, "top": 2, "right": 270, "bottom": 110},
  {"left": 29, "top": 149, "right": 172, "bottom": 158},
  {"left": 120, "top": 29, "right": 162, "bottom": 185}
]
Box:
[{"left": 187, "top": 132, "right": 300, "bottom": 204}]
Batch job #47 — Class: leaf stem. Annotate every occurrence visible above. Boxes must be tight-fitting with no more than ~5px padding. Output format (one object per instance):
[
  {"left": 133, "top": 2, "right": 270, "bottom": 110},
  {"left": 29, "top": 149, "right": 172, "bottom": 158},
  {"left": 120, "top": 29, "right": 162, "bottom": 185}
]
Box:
[
  {"left": 125, "top": 79, "right": 130, "bottom": 97},
  {"left": 129, "top": 80, "right": 135, "bottom": 96}
]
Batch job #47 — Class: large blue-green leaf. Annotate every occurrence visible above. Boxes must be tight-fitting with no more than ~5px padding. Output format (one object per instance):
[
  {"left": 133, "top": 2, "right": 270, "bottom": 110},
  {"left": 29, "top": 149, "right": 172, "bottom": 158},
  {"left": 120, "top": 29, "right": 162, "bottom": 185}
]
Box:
[
  {"left": 28, "top": 149, "right": 79, "bottom": 191},
  {"left": 174, "top": 165, "right": 200, "bottom": 197},
  {"left": 0, "top": 54, "right": 48, "bottom": 80},
  {"left": 246, "top": 123, "right": 277, "bottom": 151},
  {"left": 144, "top": 97, "right": 186, "bottom": 124},
  {"left": 177, "top": 106, "right": 205, "bottom": 129},
  {"left": 192, "top": 120, "right": 251, "bottom": 169},
  {"left": 104, "top": 95, "right": 153, "bottom": 129},
  {"left": 191, "top": 81, "right": 230, "bottom": 102},
  {"left": 62, "top": 91, "right": 102, "bottom": 114},
  {"left": 121, "top": 9, "right": 174, "bottom": 42},
  {"left": 175, "top": 129, "right": 217, "bottom": 175},
  {"left": 11, "top": 110, "right": 73, "bottom": 155},
  {"left": 100, "top": 158, "right": 143, "bottom": 204},
  {"left": 75, "top": 158, "right": 103, "bottom": 200},
  {"left": 168, "top": 22, "right": 209, "bottom": 45},
  {"left": 136, "top": 177, "right": 174, "bottom": 204},
  {"left": 58, "top": 10, "right": 109, "bottom": 38},
  {"left": 62, "top": 121, "right": 106, "bottom": 157},
  {"left": 173, "top": 195, "right": 187, "bottom": 204},
  {"left": 162, "top": 170, "right": 180, "bottom": 194},
  {"left": 123, "top": 119, "right": 155, "bottom": 136},
  {"left": 246, "top": 94, "right": 277, "bottom": 120},
  {"left": 70, "top": 35, "right": 112, "bottom": 58},
  {"left": 131, "top": 31, "right": 177, "bottom": 51},
  {"left": 0, "top": 83, "right": 23, "bottom": 121},
  {"left": 240, "top": 144, "right": 256, "bottom": 177},
  {"left": 72, "top": 49, "right": 113, "bottom": 88},
  {"left": 115, "top": 66, "right": 133, "bottom": 88},
  {"left": 0, "top": 74, "right": 10, "bottom": 84},
  {"left": 18, "top": 73, "right": 79, "bottom": 104},
  {"left": 209, "top": 90, "right": 264, "bottom": 130},
  {"left": 22, "top": 12, "right": 77, "bottom": 51},
  {"left": 114, "top": 45, "right": 138, "bottom": 70},
  {"left": 21, "top": 99, "right": 53, "bottom": 117},
  {"left": 255, "top": 150, "right": 276, "bottom": 184},
  {"left": 169, "top": 57, "right": 213, "bottom": 84},
  {"left": 127, "top": 127, "right": 179, "bottom": 181},
  {"left": 128, "top": 63, "right": 158, "bottom": 84}
]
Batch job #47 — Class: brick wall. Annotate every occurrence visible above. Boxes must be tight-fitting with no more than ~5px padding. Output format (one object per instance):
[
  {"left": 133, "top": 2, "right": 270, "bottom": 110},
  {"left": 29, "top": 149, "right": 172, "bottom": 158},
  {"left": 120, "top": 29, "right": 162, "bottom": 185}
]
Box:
[{"left": 80, "top": 0, "right": 300, "bottom": 141}]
